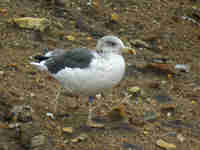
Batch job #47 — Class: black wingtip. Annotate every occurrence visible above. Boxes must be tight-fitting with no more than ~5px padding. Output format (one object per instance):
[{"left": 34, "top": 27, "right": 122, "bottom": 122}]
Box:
[{"left": 34, "top": 55, "right": 49, "bottom": 62}]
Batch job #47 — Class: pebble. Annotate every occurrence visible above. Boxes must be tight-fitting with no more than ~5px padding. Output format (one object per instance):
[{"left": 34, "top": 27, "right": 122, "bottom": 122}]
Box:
[
  {"left": 110, "top": 13, "right": 120, "bottom": 23},
  {"left": 156, "top": 139, "right": 176, "bottom": 150},
  {"left": 55, "top": 0, "right": 68, "bottom": 6},
  {"left": 128, "top": 86, "right": 141, "bottom": 95},
  {"left": 148, "top": 63, "right": 173, "bottom": 74},
  {"left": 87, "top": 0, "right": 92, "bottom": 6},
  {"left": 65, "top": 35, "right": 75, "bottom": 41},
  {"left": 10, "top": 17, "right": 50, "bottom": 32},
  {"left": 107, "top": 105, "right": 128, "bottom": 122},
  {"left": 177, "top": 134, "right": 185, "bottom": 143},
  {"left": 30, "top": 92, "right": 35, "bottom": 97},
  {"left": 0, "top": 71, "right": 4, "bottom": 76},
  {"left": 87, "top": 120, "right": 105, "bottom": 128},
  {"left": 154, "top": 94, "right": 172, "bottom": 104},
  {"left": 31, "top": 135, "right": 46, "bottom": 148},
  {"left": 144, "top": 111, "right": 158, "bottom": 122},
  {"left": 95, "top": 93, "right": 102, "bottom": 100},
  {"left": 0, "top": 122, "right": 8, "bottom": 128},
  {"left": 152, "top": 57, "right": 169, "bottom": 64},
  {"left": 122, "top": 142, "right": 144, "bottom": 150},
  {"left": 63, "top": 127, "right": 73, "bottom": 134},
  {"left": 8, "top": 123, "right": 21, "bottom": 129},
  {"left": 175, "top": 64, "right": 190, "bottom": 72},
  {"left": 160, "top": 104, "right": 176, "bottom": 117},
  {"left": 71, "top": 133, "right": 88, "bottom": 143},
  {"left": 130, "top": 39, "right": 150, "bottom": 49}
]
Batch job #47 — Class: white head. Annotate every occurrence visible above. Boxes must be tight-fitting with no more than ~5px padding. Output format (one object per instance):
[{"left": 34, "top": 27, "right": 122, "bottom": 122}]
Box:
[{"left": 96, "top": 35, "right": 126, "bottom": 54}]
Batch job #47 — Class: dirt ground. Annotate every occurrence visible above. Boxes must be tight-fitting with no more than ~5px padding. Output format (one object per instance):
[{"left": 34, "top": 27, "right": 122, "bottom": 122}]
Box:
[{"left": 0, "top": 0, "right": 200, "bottom": 149}]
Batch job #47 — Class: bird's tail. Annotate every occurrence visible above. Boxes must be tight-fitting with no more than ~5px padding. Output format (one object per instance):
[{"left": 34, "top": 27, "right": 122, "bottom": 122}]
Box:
[
  {"left": 30, "top": 48, "right": 52, "bottom": 71},
  {"left": 30, "top": 61, "right": 48, "bottom": 71},
  {"left": 31, "top": 47, "right": 65, "bottom": 71}
]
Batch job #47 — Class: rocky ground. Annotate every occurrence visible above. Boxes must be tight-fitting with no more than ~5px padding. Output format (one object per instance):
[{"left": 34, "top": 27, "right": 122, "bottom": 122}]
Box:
[{"left": 0, "top": 0, "right": 200, "bottom": 149}]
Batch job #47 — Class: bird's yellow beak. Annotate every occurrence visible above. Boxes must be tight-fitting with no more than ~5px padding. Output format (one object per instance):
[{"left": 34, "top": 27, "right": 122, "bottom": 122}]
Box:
[{"left": 121, "top": 47, "right": 136, "bottom": 55}]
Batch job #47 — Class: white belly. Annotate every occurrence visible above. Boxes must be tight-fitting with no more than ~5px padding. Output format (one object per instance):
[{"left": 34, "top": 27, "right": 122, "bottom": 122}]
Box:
[{"left": 52, "top": 54, "right": 125, "bottom": 96}]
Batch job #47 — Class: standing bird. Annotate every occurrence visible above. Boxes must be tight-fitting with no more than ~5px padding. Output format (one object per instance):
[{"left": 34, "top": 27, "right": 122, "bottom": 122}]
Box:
[{"left": 31, "top": 35, "right": 134, "bottom": 124}]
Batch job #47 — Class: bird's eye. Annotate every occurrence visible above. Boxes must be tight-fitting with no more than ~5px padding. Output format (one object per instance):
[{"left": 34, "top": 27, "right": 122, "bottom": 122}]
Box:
[{"left": 107, "top": 41, "right": 116, "bottom": 46}]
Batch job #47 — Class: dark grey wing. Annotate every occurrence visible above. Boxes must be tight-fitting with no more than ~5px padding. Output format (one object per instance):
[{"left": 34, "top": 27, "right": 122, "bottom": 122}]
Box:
[
  {"left": 45, "top": 48, "right": 94, "bottom": 74},
  {"left": 34, "top": 48, "right": 66, "bottom": 62},
  {"left": 44, "top": 48, "right": 66, "bottom": 57}
]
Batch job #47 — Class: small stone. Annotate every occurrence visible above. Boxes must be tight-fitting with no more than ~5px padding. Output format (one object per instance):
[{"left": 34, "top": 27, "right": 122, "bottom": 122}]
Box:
[
  {"left": 55, "top": 0, "right": 68, "bottom": 6},
  {"left": 130, "top": 39, "right": 150, "bottom": 49},
  {"left": 107, "top": 104, "right": 128, "bottom": 122},
  {"left": 0, "top": 122, "right": 8, "bottom": 128},
  {"left": 0, "top": 71, "right": 4, "bottom": 75},
  {"left": 95, "top": 93, "right": 102, "bottom": 100},
  {"left": 63, "top": 127, "right": 73, "bottom": 134},
  {"left": 8, "top": 123, "right": 21, "bottom": 129},
  {"left": 30, "top": 92, "right": 35, "bottom": 97},
  {"left": 87, "top": 0, "right": 92, "bottom": 6},
  {"left": 148, "top": 63, "right": 173, "bottom": 74},
  {"left": 175, "top": 64, "right": 190, "bottom": 72},
  {"left": 177, "top": 134, "right": 185, "bottom": 143},
  {"left": 128, "top": 86, "right": 141, "bottom": 97},
  {"left": 65, "top": 35, "right": 75, "bottom": 41},
  {"left": 152, "top": 57, "right": 169, "bottom": 64},
  {"left": 122, "top": 142, "right": 144, "bottom": 150},
  {"left": 0, "top": 8, "right": 8, "bottom": 16},
  {"left": 10, "top": 17, "right": 50, "bottom": 32},
  {"left": 160, "top": 103, "right": 176, "bottom": 117},
  {"left": 154, "top": 94, "right": 172, "bottom": 104},
  {"left": 19, "top": 96, "right": 25, "bottom": 101},
  {"left": 87, "top": 120, "right": 104, "bottom": 128},
  {"left": 128, "top": 86, "right": 141, "bottom": 94},
  {"left": 143, "top": 131, "right": 149, "bottom": 135},
  {"left": 167, "top": 112, "right": 172, "bottom": 117},
  {"left": 111, "top": 13, "right": 120, "bottom": 23},
  {"left": 71, "top": 133, "right": 88, "bottom": 143},
  {"left": 191, "top": 100, "right": 196, "bottom": 104},
  {"left": 87, "top": 36, "right": 92, "bottom": 40},
  {"left": 156, "top": 139, "right": 176, "bottom": 150},
  {"left": 161, "top": 80, "right": 168, "bottom": 85},
  {"left": 122, "top": 47, "right": 137, "bottom": 55},
  {"left": 144, "top": 111, "right": 158, "bottom": 122},
  {"left": 31, "top": 135, "right": 46, "bottom": 148},
  {"left": 64, "top": 139, "right": 69, "bottom": 144}
]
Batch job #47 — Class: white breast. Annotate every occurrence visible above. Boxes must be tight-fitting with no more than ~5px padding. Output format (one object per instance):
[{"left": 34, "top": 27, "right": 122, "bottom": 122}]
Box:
[{"left": 52, "top": 53, "right": 125, "bottom": 96}]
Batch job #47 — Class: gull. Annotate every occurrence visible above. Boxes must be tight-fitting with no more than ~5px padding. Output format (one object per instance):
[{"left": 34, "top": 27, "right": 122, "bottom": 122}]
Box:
[{"left": 31, "top": 35, "right": 134, "bottom": 124}]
